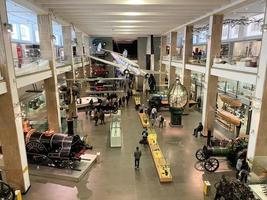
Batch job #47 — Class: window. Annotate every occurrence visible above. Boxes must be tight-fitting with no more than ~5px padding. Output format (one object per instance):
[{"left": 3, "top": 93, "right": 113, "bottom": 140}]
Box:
[
  {"left": 35, "top": 30, "right": 39, "bottom": 43},
  {"left": 246, "top": 14, "right": 264, "bottom": 37},
  {"left": 20, "top": 24, "right": 30, "bottom": 41},
  {"left": 11, "top": 24, "right": 19, "bottom": 40},
  {"left": 198, "top": 31, "right": 207, "bottom": 44},
  {"left": 221, "top": 24, "right": 229, "bottom": 40},
  {"left": 193, "top": 34, "right": 197, "bottom": 44},
  {"left": 229, "top": 25, "right": 239, "bottom": 39}
]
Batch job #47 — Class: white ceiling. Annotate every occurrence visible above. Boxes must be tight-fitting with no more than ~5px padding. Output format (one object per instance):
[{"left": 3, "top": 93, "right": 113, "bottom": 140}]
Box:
[{"left": 33, "top": 0, "right": 232, "bottom": 38}]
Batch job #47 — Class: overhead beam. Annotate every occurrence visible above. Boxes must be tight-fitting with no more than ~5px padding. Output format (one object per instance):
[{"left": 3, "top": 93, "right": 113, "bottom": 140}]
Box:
[
  {"left": 36, "top": 0, "right": 229, "bottom": 6},
  {"left": 164, "top": 0, "right": 256, "bottom": 34}
]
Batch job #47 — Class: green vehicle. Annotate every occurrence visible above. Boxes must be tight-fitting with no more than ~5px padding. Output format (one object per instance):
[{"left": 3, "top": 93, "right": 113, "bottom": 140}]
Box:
[{"left": 195, "top": 138, "right": 248, "bottom": 172}]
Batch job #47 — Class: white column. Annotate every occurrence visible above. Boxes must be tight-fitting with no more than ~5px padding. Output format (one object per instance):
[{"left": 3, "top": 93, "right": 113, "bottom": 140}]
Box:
[
  {"left": 0, "top": 0, "right": 30, "bottom": 192},
  {"left": 202, "top": 15, "right": 223, "bottom": 136},
  {"left": 38, "top": 14, "right": 61, "bottom": 132},
  {"left": 247, "top": 7, "right": 267, "bottom": 161}
]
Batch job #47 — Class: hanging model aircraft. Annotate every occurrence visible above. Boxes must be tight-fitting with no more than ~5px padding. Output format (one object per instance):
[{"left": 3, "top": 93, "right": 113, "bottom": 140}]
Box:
[{"left": 88, "top": 43, "right": 166, "bottom": 77}]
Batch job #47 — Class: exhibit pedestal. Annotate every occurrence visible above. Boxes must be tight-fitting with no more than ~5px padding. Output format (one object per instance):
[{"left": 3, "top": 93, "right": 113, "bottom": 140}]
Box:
[
  {"left": 169, "top": 107, "right": 183, "bottom": 128},
  {"left": 29, "top": 153, "right": 97, "bottom": 182}
]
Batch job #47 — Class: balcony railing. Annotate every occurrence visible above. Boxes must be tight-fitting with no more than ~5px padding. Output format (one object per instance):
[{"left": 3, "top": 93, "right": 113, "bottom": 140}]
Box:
[{"left": 15, "top": 59, "right": 50, "bottom": 76}]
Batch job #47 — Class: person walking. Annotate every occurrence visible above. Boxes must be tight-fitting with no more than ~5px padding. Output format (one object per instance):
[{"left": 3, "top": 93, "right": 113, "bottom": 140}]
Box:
[
  {"left": 134, "top": 146, "right": 142, "bottom": 169},
  {"left": 94, "top": 110, "right": 99, "bottom": 126},
  {"left": 159, "top": 114, "right": 164, "bottom": 128},
  {"left": 126, "top": 95, "right": 130, "bottom": 106},
  {"left": 122, "top": 96, "right": 125, "bottom": 106},
  {"left": 99, "top": 110, "right": 105, "bottom": 125}
]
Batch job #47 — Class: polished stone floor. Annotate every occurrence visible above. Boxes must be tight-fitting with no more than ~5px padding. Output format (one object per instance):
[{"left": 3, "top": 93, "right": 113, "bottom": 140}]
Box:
[{"left": 24, "top": 98, "right": 214, "bottom": 200}]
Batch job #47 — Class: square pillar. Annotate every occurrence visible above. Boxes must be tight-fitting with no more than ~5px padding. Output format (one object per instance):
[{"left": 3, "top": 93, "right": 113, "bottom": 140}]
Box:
[
  {"left": 202, "top": 15, "right": 223, "bottom": 136},
  {"left": 0, "top": 0, "right": 30, "bottom": 192},
  {"left": 247, "top": 7, "right": 267, "bottom": 162},
  {"left": 168, "top": 32, "right": 177, "bottom": 88},
  {"left": 160, "top": 35, "right": 167, "bottom": 87},
  {"left": 38, "top": 14, "right": 61, "bottom": 132},
  {"left": 76, "top": 32, "right": 85, "bottom": 79},
  {"left": 63, "top": 26, "right": 77, "bottom": 117}
]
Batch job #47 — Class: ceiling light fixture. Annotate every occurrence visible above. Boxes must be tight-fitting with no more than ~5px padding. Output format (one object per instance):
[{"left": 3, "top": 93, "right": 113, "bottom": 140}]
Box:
[{"left": 127, "top": 0, "right": 145, "bottom": 5}]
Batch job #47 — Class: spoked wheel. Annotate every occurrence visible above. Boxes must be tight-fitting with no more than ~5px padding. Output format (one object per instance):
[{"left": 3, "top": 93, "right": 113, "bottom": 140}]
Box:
[
  {"left": 204, "top": 158, "right": 219, "bottom": 172},
  {"left": 0, "top": 181, "right": 15, "bottom": 200},
  {"left": 195, "top": 149, "right": 207, "bottom": 161}
]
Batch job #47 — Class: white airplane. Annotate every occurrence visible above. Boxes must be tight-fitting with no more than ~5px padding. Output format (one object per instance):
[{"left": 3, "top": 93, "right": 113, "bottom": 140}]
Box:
[{"left": 88, "top": 43, "right": 165, "bottom": 77}]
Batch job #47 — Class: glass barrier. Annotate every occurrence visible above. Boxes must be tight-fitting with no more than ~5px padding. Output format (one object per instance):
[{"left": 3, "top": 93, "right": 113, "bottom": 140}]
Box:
[{"left": 15, "top": 59, "right": 50, "bottom": 76}]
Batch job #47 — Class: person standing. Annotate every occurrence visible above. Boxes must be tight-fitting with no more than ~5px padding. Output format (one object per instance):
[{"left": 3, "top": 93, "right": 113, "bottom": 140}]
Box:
[
  {"left": 239, "top": 159, "right": 250, "bottom": 183},
  {"left": 193, "top": 122, "right": 203, "bottom": 137},
  {"left": 99, "top": 110, "right": 105, "bottom": 125},
  {"left": 151, "top": 107, "right": 157, "bottom": 119},
  {"left": 159, "top": 115, "right": 164, "bottom": 128},
  {"left": 134, "top": 146, "right": 142, "bottom": 169},
  {"left": 94, "top": 110, "right": 99, "bottom": 126}
]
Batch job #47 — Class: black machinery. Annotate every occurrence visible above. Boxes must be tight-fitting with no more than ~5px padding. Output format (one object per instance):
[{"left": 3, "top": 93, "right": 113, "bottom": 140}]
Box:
[
  {"left": 25, "top": 131, "right": 92, "bottom": 169},
  {"left": 214, "top": 175, "right": 258, "bottom": 200},
  {"left": 195, "top": 137, "right": 248, "bottom": 172},
  {"left": 0, "top": 181, "right": 15, "bottom": 200}
]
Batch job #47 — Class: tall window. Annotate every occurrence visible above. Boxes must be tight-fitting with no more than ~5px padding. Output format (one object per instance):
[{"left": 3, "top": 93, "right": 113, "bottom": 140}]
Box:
[
  {"left": 246, "top": 14, "right": 264, "bottom": 37},
  {"left": 11, "top": 24, "right": 19, "bottom": 40},
  {"left": 20, "top": 24, "right": 30, "bottom": 41},
  {"left": 229, "top": 25, "right": 239, "bottom": 39},
  {"left": 221, "top": 24, "right": 229, "bottom": 40}
]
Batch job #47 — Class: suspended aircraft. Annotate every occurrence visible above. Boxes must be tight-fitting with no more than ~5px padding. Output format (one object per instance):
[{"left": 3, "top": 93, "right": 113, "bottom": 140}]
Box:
[{"left": 88, "top": 43, "right": 165, "bottom": 77}]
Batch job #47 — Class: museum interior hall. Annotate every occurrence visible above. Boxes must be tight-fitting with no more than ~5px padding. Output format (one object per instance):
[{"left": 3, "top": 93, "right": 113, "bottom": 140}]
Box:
[{"left": 1, "top": 0, "right": 267, "bottom": 199}]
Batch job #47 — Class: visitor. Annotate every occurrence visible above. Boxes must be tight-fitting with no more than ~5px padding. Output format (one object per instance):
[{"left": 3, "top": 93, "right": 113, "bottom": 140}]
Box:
[
  {"left": 122, "top": 96, "right": 125, "bottom": 106},
  {"left": 159, "top": 115, "right": 164, "bottom": 128},
  {"left": 94, "top": 110, "right": 99, "bottom": 126},
  {"left": 151, "top": 107, "right": 157, "bottom": 119},
  {"left": 236, "top": 157, "right": 243, "bottom": 179},
  {"left": 126, "top": 95, "right": 130, "bottom": 106},
  {"left": 193, "top": 122, "right": 203, "bottom": 137},
  {"left": 99, "top": 110, "right": 105, "bottom": 125},
  {"left": 134, "top": 146, "right": 142, "bottom": 169},
  {"left": 118, "top": 97, "right": 122, "bottom": 107},
  {"left": 239, "top": 159, "right": 250, "bottom": 183},
  {"left": 140, "top": 128, "right": 148, "bottom": 145},
  {"left": 85, "top": 106, "right": 89, "bottom": 118}
]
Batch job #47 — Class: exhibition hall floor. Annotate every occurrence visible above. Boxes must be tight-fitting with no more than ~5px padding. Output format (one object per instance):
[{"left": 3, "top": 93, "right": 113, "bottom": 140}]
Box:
[{"left": 24, "top": 99, "right": 210, "bottom": 200}]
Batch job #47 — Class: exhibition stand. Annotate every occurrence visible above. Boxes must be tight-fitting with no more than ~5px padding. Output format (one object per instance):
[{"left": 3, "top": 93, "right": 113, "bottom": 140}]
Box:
[
  {"left": 29, "top": 153, "right": 97, "bottom": 182},
  {"left": 147, "top": 129, "right": 173, "bottom": 183},
  {"left": 110, "top": 110, "right": 122, "bottom": 147}
]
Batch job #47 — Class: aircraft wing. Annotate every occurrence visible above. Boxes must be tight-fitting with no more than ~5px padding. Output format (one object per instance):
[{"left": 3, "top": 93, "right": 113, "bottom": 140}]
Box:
[{"left": 89, "top": 55, "right": 124, "bottom": 69}]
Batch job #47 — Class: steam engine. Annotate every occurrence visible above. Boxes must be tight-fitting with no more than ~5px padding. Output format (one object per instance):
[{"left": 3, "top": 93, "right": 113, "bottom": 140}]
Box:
[{"left": 25, "top": 131, "right": 91, "bottom": 169}]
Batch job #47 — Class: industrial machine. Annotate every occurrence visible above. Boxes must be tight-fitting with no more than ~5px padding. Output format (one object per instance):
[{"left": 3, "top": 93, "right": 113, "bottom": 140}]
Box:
[
  {"left": 0, "top": 181, "right": 15, "bottom": 200},
  {"left": 25, "top": 130, "right": 92, "bottom": 169},
  {"left": 195, "top": 137, "right": 248, "bottom": 172},
  {"left": 214, "top": 175, "right": 258, "bottom": 200}
]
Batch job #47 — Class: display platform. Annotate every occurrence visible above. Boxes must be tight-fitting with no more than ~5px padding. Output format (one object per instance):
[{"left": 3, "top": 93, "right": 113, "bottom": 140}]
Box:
[
  {"left": 138, "top": 112, "right": 150, "bottom": 128},
  {"left": 76, "top": 97, "right": 99, "bottom": 109},
  {"left": 29, "top": 153, "right": 97, "bottom": 182},
  {"left": 147, "top": 128, "right": 173, "bottom": 183},
  {"left": 134, "top": 97, "right": 141, "bottom": 106}
]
